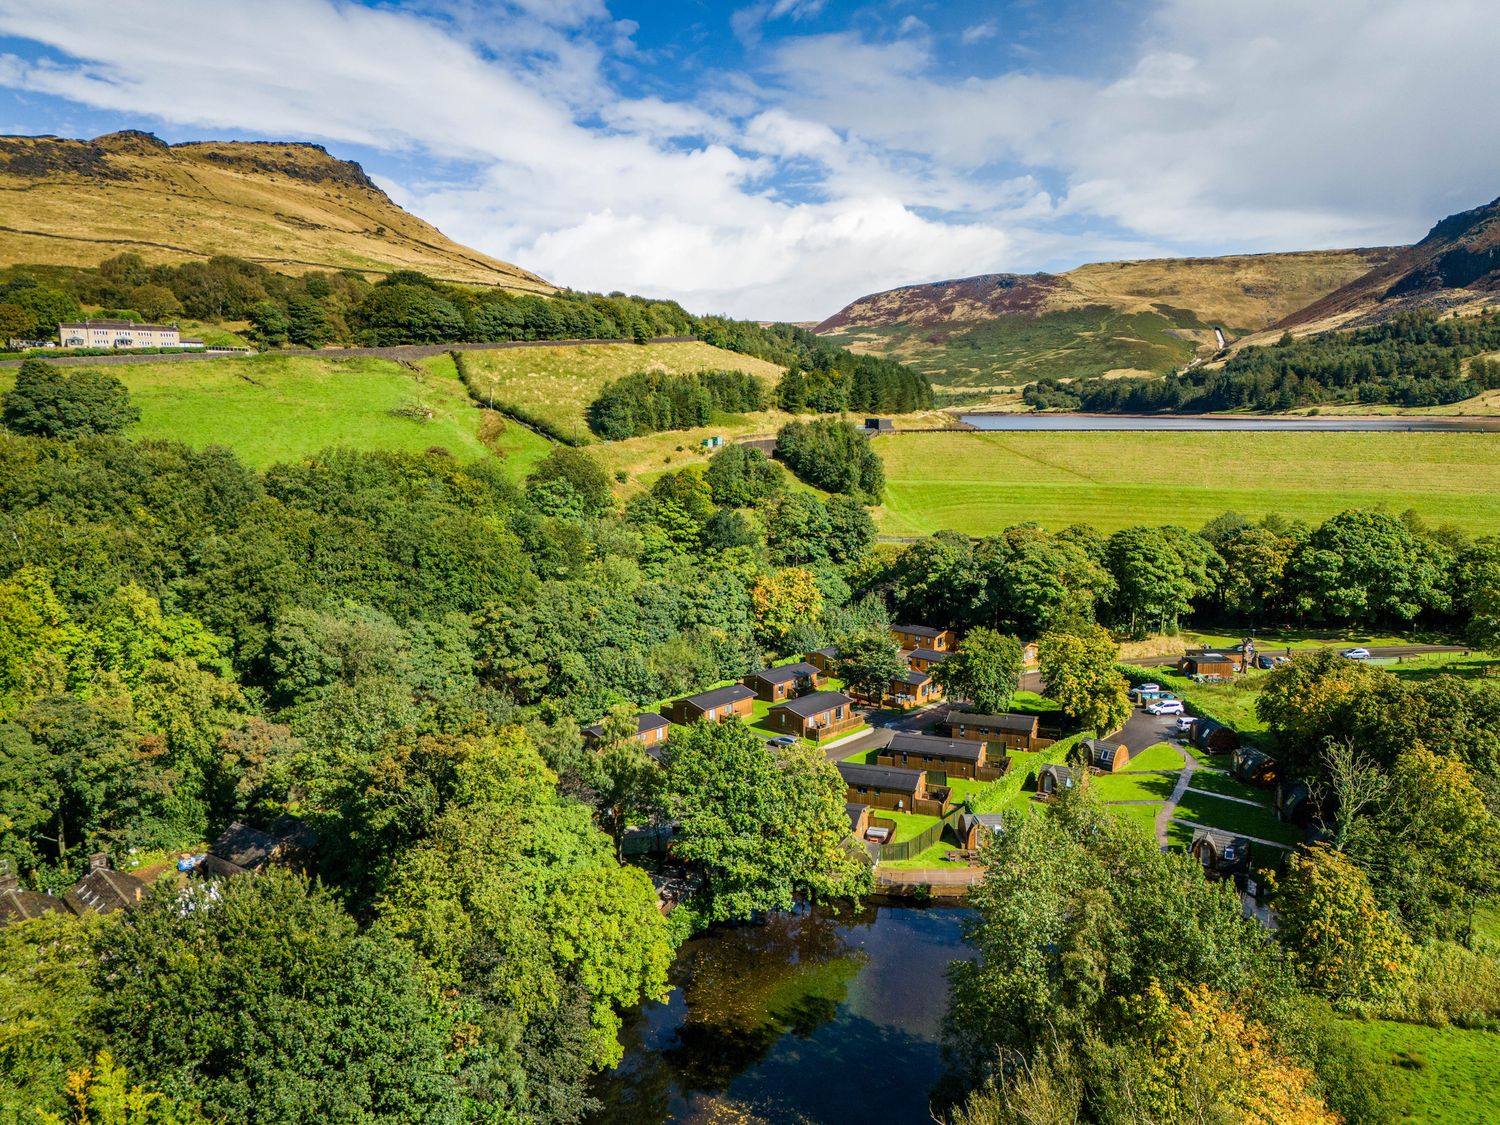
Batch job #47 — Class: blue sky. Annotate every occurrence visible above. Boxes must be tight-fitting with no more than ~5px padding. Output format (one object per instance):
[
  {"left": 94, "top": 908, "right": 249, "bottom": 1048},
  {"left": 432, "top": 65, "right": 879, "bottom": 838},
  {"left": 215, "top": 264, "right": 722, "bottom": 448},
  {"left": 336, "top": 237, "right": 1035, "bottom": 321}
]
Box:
[{"left": 0, "top": 0, "right": 1496, "bottom": 319}]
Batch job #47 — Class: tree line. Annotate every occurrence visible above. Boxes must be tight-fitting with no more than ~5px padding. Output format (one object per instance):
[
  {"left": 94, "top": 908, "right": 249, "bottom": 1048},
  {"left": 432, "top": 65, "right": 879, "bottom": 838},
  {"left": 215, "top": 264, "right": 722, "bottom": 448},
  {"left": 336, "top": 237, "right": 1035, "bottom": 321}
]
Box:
[
  {"left": 586, "top": 368, "right": 766, "bottom": 440},
  {"left": 1025, "top": 309, "right": 1500, "bottom": 413}
]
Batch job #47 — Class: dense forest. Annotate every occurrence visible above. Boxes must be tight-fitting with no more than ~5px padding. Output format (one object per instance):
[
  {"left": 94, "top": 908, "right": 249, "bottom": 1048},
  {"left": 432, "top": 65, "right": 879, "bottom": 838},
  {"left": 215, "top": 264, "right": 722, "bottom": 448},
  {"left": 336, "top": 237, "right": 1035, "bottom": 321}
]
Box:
[{"left": 1025, "top": 309, "right": 1500, "bottom": 412}]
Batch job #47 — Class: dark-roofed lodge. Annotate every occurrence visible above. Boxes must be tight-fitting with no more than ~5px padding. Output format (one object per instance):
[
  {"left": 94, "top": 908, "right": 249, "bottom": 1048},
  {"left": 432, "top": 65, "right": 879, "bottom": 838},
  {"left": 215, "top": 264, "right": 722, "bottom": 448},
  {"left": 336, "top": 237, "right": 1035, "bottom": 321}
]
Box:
[
  {"left": 664, "top": 684, "right": 755, "bottom": 725},
  {"left": 768, "top": 690, "right": 859, "bottom": 742}
]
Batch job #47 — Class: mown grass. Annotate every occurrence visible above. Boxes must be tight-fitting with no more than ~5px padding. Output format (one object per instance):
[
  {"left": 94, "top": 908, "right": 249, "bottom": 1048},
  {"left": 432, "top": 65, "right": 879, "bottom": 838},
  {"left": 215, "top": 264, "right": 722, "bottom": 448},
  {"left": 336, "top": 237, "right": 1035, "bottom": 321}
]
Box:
[
  {"left": 0, "top": 353, "right": 555, "bottom": 470},
  {"left": 1186, "top": 768, "right": 1271, "bottom": 804},
  {"left": 456, "top": 341, "right": 785, "bottom": 443},
  {"left": 1089, "top": 771, "right": 1177, "bottom": 802},
  {"left": 1339, "top": 1019, "right": 1500, "bottom": 1125},
  {"left": 1106, "top": 801, "right": 1165, "bottom": 838},
  {"left": 1172, "top": 790, "right": 1302, "bottom": 846},
  {"left": 1122, "top": 742, "right": 1185, "bottom": 772},
  {"left": 876, "top": 431, "right": 1500, "bottom": 536}
]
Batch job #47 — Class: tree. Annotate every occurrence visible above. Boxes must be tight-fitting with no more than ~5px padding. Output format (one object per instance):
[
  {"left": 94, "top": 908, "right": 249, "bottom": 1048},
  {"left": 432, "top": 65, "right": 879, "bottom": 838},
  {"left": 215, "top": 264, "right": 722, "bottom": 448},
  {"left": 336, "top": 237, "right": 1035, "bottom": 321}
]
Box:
[
  {"left": 525, "top": 447, "right": 613, "bottom": 518},
  {"left": 125, "top": 284, "right": 182, "bottom": 323},
  {"left": 974, "top": 525, "right": 1113, "bottom": 636},
  {"left": 1268, "top": 844, "right": 1413, "bottom": 1003},
  {"left": 1036, "top": 625, "right": 1129, "bottom": 736},
  {"left": 933, "top": 628, "right": 1022, "bottom": 714},
  {"left": 664, "top": 720, "right": 869, "bottom": 920},
  {"left": 824, "top": 495, "right": 876, "bottom": 564},
  {"left": 833, "top": 630, "right": 906, "bottom": 704},
  {"left": 95, "top": 871, "right": 463, "bottom": 1125},
  {"left": 750, "top": 567, "right": 824, "bottom": 651},
  {"left": 1103, "top": 526, "right": 1220, "bottom": 636},
  {"left": 704, "top": 443, "right": 784, "bottom": 508},
  {"left": 350, "top": 283, "right": 464, "bottom": 345},
  {"left": 589, "top": 704, "right": 663, "bottom": 857},
  {"left": 1310, "top": 736, "right": 1388, "bottom": 853},
  {"left": 1288, "top": 509, "right": 1449, "bottom": 626},
  {"left": 1457, "top": 535, "right": 1500, "bottom": 650},
  {"left": 1217, "top": 525, "right": 1296, "bottom": 621},
  {"left": 774, "top": 418, "right": 884, "bottom": 499},
  {"left": 1, "top": 360, "right": 139, "bottom": 439},
  {"left": 38, "top": 1052, "right": 208, "bottom": 1125}
]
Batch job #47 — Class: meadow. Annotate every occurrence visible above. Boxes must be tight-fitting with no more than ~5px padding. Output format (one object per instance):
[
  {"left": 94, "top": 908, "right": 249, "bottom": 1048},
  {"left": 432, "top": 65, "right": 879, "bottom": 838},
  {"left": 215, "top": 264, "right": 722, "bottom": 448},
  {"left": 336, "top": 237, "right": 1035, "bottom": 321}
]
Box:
[
  {"left": 0, "top": 353, "right": 553, "bottom": 472},
  {"left": 876, "top": 430, "right": 1500, "bottom": 536},
  {"left": 1339, "top": 1020, "right": 1500, "bottom": 1125},
  {"left": 455, "top": 340, "right": 785, "bottom": 444}
]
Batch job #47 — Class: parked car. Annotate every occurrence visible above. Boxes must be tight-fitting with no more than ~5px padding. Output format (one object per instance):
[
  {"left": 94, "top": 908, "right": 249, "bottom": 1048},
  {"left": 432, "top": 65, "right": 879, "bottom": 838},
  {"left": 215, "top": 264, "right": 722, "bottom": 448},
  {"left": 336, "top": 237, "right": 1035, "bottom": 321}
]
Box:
[
  {"left": 1257, "top": 655, "right": 1276, "bottom": 669},
  {"left": 1147, "top": 699, "right": 1185, "bottom": 715},
  {"left": 1175, "top": 715, "right": 1196, "bottom": 732},
  {"left": 1137, "top": 683, "right": 1161, "bottom": 693},
  {"left": 1341, "top": 647, "right": 1371, "bottom": 660},
  {"left": 767, "top": 735, "right": 798, "bottom": 748},
  {"left": 1274, "top": 655, "right": 1292, "bottom": 666}
]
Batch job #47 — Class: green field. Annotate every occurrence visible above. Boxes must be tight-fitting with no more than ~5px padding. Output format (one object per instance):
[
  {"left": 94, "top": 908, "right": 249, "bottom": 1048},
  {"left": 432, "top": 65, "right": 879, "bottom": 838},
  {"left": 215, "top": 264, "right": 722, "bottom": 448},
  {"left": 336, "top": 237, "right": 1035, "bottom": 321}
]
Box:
[
  {"left": 1340, "top": 1020, "right": 1500, "bottom": 1125},
  {"left": 877, "top": 430, "right": 1500, "bottom": 536},
  {"left": 0, "top": 353, "right": 554, "bottom": 472},
  {"left": 456, "top": 340, "right": 786, "bottom": 443}
]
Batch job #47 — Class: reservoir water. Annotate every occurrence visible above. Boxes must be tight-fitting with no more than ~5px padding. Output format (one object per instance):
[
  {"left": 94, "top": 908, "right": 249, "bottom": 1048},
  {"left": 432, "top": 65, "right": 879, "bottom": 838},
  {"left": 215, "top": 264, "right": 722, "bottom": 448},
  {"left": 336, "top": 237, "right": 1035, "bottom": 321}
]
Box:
[
  {"left": 588, "top": 903, "right": 975, "bottom": 1125},
  {"left": 958, "top": 412, "right": 1500, "bottom": 432}
]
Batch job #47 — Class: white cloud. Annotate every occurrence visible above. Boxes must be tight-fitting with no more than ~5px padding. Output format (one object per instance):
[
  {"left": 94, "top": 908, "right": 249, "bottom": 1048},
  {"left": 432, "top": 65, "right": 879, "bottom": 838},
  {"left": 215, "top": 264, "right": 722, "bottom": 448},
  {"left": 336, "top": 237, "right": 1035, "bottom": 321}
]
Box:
[{"left": 0, "top": 0, "right": 1494, "bottom": 320}]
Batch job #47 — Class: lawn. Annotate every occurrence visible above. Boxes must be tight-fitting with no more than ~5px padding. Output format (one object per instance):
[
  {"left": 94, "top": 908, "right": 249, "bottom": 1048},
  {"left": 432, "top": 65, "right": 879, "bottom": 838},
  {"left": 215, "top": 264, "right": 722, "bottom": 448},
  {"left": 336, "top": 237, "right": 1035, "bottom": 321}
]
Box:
[
  {"left": 0, "top": 353, "right": 554, "bottom": 471},
  {"left": 883, "top": 810, "right": 947, "bottom": 845},
  {"left": 876, "top": 430, "right": 1500, "bottom": 536},
  {"left": 1090, "top": 772, "right": 1178, "bottom": 802},
  {"left": 456, "top": 340, "right": 785, "bottom": 444},
  {"left": 880, "top": 838, "right": 970, "bottom": 870},
  {"left": 1008, "top": 690, "right": 1063, "bottom": 717},
  {"left": 1186, "top": 768, "right": 1272, "bottom": 804},
  {"left": 1172, "top": 790, "right": 1303, "bottom": 846},
  {"left": 1122, "top": 742, "right": 1185, "bottom": 772},
  {"left": 1339, "top": 1019, "right": 1500, "bottom": 1125},
  {"left": 1106, "top": 801, "right": 1165, "bottom": 839}
]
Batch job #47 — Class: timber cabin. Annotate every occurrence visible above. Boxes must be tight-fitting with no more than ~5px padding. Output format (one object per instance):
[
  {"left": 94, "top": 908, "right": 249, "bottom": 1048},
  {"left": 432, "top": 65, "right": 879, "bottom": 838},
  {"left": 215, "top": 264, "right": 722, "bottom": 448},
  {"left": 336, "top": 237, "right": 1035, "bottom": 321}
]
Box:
[
  {"left": 1021, "top": 640, "right": 1039, "bottom": 669},
  {"left": 877, "top": 731, "right": 1002, "bottom": 781},
  {"left": 904, "top": 646, "right": 949, "bottom": 674},
  {"left": 944, "top": 711, "right": 1042, "bottom": 752},
  {"left": 846, "top": 802, "right": 871, "bottom": 839},
  {"left": 1190, "top": 828, "right": 1252, "bottom": 878},
  {"left": 806, "top": 647, "right": 839, "bottom": 673},
  {"left": 743, "top": 661, "right": 825, "bottom": 702},
  {"left": 1231, "top": 745, "right": 1279, "bottom": 786},
  {"left": 1191, "top": 718, "right": 1240, "bottom": 755},
  {"left": 1084, "top": 737, "right": 1129, "bottom": 772},
  {"left": 890, "top": 624, "right": 956, "bottom": 652},
  {"left": 1179, "top": 651, "right": 1240, "bottom": 677},
  {"left": 889, "top": 669, "right": 942, "bottom": 708},
  {"left": 768, "top": 690, "right": 860, "bottom": 741},
  {"left": 837, "top": 761, "right": 951, "bottom": 815},
  {"left": 1037, "top": 763, "right": 1076, "bottom": 799},
  {"left": 664, "top": 684, "right": 755, "bottom": 725},
  {"left": 957, "top": 812, "right": 1007, "bottom": 850},
  {"left": 582, "top": 712, "right": 672, "bottom": 758}
]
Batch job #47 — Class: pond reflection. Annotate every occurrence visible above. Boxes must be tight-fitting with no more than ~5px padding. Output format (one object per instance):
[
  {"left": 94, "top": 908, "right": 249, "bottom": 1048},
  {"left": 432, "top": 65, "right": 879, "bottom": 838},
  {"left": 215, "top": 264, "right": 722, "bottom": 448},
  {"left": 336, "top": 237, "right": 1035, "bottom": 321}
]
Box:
[{"left": 589, "top": 903, "right": 974, "bottom": 1125}]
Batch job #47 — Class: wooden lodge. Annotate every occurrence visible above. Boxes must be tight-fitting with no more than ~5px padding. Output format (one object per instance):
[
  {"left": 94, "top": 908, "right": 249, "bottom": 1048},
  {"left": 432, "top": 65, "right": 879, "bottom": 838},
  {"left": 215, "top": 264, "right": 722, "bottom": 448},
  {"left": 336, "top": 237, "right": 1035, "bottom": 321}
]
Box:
[
  {"left": 200, "top": 817, "right": 317, "bottom": 879},
  {"left": 1190, "top": 828, "right": 1252, "bottom": 879},
  {"left": 889, "top": 669, "right": 942, "bottom": 709},
  {"left": 664, "top": 684, "right": 755, "bottom": 725},
  {"left": 743, "top": 661, "right": 825, "bottom": 702},
  {"left": 582, "top": 712, "right": 672, "bottom": 759},
  {"left": 1084, "top": 737, "right": 1129, "bottom": 772},
  {"left": 1179, "top": 651, "right": 1240, "bottom": 677},
  {"left": 837, "top": 761, "right": 951, "bottom": 816},
  {"left": 876, "top": 731, "right": 1007, "bottom": 781},
  {"left": 1021, "top": 640, "right": 1039, "bottom": 669},
  {"left": 1191, "top": 718, "right": 1241, "bottom": 755},
  {"left": 1231, "top": 745, "right": 1279, "bottom": 786},
  {"left": 943, "top": 711, "right": 1043, "bottom": 752},
  {"left": 806, "top": 646, "right": 839, "bottom": 673},
  {"left": 904, "top": 646, "right": 949, "bottom": 674},
  {"left": 1037, "top": 763, "right": 1076, "bottom": 799},
  {"left": 768, "top": 690, "right": 860, "bottom": 742},
  {"left": 890, "top": 624, "right": 956, "bottom": 652},
  {"left": 957, "top": 811, "right": 1007, "bottom": 850}
]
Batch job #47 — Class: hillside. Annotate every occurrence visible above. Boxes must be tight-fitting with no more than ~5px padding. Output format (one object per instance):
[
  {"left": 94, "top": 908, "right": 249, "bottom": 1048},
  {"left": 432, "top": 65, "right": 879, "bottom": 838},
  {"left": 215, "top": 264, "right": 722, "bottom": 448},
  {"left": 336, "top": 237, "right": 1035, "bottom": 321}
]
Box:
[
  {"left": 1273, "top": 194, "right": 1500, "bottom": 336},
  {"left": 816, "top": 248, "right": 1393, "bottom": 389},
  {"left": 0, "top": 131, "right": 551, "bottom": 290}
]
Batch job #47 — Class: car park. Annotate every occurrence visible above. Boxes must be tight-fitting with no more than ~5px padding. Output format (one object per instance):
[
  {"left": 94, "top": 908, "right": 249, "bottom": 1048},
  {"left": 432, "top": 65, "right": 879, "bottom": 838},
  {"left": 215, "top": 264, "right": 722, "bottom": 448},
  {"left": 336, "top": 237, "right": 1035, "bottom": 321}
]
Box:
[
  {"left": 1341, "top": 647, "right": 1371, "bottom": 660},
  {"left": 1147, "top": 699, "right": 1185, "bottom": 715}
]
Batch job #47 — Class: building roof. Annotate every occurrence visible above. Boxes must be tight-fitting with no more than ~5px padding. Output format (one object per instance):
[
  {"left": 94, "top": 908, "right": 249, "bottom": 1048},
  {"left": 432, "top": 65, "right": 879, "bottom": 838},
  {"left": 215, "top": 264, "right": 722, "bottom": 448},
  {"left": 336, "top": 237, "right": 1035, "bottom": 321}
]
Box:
[
  {"left": 1083, "top": 737, "right": 1126, "bottom": 760},
  {"left": 63, "top": 868, "right": 145, "bottom": 916},
  {"left": 808, "top": 646, "right": 838, "bottom": 658},
  {"left": 838, "top": 761, "right": 924, "bottom": 792},
  {"left": 950, "top": 712, "right": 1037, "bottom": 733},
  {"left": 583, "top": 712, "right": 672, "bottom": 740},
  {"left": 1191, "top": 827, "right": 1251, "bottom": 851},
  {"left": 0, "top": 887, "right": 68, "bottom": 925},
  {"left": 1039, "top": 763, "right": 1075, "bottom": 783},
  {"left": 886, "top": 731, "right": 983, "bottom": 762},
  {"left": 893, "top": 669, "right": 931, "bottom": 687},
  {"left": 750, "top": 662, "right": 821, "bottom": 685},
  {"left": 681, "top": 684, "right": 755, "bottom": 710},
  {"left": 906, "top": 647, "right": 949, "bottom": 664},
  {"left": 892, "top": 623, "right": 946, "bottom": 638},
  {"left": 958, "top": 812, "right": 1007, "bottom": 837},
  {"left": 772, "top": 690, "right": 853, "bottom": 719},
  {"left": 208, "top": 822, "right": 283, "bottom": 873},
  {"left": 845, "top": 802, "right": 868, "bottom": 833},
  {"left": 59, "top": 319, "right": 177, "bottom": 331},
  {"left": 1185, "top": 651, "right": 1233, "bottom": 662}
]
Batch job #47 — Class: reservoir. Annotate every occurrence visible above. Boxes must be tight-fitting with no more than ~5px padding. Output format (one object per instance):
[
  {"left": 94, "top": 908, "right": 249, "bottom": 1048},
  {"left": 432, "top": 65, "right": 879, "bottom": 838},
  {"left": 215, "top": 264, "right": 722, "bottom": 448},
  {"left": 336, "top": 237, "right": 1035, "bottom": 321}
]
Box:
[
  {"left": 958, "top": 412, "right": 1500, "bottom": 432},
  {"left": 588, "top": 903, "right": 975, "bottom": 1125}
]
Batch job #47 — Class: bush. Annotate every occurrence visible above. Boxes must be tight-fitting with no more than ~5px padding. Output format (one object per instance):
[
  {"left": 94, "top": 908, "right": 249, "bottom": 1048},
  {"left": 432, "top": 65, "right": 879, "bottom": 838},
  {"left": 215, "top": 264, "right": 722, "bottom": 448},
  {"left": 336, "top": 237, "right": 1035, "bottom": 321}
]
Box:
[
  {"left": 775, "top": 418, "right": 885, "bottom": 499},
  {"left": 587, "top": 369, "right": 766, "bottom": 440},
  {"left": 1, "top": 358, "right": 139, "bottom": 438}
]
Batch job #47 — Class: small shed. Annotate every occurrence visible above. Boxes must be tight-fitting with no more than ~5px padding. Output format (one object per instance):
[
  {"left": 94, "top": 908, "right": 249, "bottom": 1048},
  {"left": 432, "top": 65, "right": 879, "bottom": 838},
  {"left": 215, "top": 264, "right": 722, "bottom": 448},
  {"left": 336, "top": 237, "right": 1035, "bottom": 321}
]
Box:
[
  {"left": 845, "top": 802, "right": 871, "bottom": 839},
  {"left": 1277, "top": 779, "right": 1312, "bottom": 826},
  {"left": 957, "top": 812, "right": 1007, "bottom": 850},
  {"left": 1190, "top": 828, "right": 1252, "bottom": 878},
  {"left": 1037, "top": 763, "right": 1075, "bottom": 799},
  {"left": 1191, "top": 718, "right": 1240, "bottom": 755},
  {"left": 1231, "top": 745, "right": 1278, "bottom": 787},
  {"left": 864, "top": 417, "right": 895, "bottom": 433},
  {"left": 1179, "top": 651, "right": 1239, "bottom": 677},
  {"left": 1084, "top": 737, "right": 1129, "bottom": 772}
]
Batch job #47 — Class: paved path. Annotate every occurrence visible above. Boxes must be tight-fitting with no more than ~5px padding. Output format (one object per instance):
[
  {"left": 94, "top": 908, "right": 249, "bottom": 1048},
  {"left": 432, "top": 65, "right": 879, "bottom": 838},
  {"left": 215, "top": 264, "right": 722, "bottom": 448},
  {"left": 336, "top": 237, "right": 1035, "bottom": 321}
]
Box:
[
  {"left": 1182, "top": 786, "right": 1264, "bottom": 808},
  {"left": 875, "top": 866, "right": 983, "bottom": 887},
  {"left": 1154, "top": 741, "right": 1197, "bottom": 850},
  {"left": 1121, "top": 643, "right": 1468, "bottom": 668}
]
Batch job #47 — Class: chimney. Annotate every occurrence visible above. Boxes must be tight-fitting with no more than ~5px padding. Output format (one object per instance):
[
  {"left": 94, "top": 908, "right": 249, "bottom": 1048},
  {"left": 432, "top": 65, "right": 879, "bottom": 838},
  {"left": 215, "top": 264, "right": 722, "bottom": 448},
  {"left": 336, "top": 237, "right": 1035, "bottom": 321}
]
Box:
[{"left": 89, "top": 852, "right": 110, "bottom": 872}]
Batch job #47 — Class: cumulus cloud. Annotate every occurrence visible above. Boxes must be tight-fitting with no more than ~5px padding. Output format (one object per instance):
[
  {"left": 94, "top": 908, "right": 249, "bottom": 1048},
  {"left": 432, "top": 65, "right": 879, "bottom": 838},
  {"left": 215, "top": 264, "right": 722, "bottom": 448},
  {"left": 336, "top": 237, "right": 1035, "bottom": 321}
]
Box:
[{"left": 0, "top": 0, "right": 1493, "bottom": 320}]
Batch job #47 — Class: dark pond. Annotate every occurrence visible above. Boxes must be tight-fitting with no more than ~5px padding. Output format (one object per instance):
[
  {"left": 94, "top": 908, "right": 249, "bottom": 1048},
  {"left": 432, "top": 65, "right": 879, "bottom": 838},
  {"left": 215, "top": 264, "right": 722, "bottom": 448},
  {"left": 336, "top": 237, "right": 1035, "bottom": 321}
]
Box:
[
  {"left": 588, "top": 903, "right": 975, "bottom": 1125},
  {"left": 959, "top": 412, "right": 1500, "bottom": 432}
]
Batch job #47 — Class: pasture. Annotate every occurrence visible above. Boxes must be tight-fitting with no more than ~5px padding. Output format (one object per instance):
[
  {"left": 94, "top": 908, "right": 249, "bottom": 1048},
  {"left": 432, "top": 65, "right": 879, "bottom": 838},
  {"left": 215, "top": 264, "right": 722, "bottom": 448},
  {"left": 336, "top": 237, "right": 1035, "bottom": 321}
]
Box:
[
  {"left": 876, "top": 430, "right": 1500, "bottom": 536},
  {"left": 0, "top": 353, "right": 552, "bottom": 471},
  {"left": 455, "top": 340, "right": 785, "bottom": 443}
]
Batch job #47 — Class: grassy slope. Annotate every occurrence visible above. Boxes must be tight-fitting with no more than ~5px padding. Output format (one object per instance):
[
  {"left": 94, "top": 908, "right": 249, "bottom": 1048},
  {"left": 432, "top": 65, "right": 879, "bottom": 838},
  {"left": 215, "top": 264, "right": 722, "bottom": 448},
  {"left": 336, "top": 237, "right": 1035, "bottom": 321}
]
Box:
[
  {"left": 0, "top": 353, "right": 551, "bottom": 471},
  {"left": 457, "top": 341, "right": 787, "bottom": 445},
  {"left": 1339, "top": 1020, "right": 1500, "bottom": 1125},
  {"left": 0, "top": 134, "right": 550, "bottom": 289},
  {"left": 876, "top": 430, "right": 1500, "bottom": 536}
]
